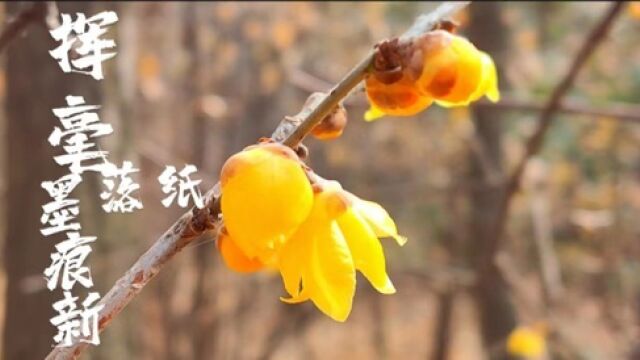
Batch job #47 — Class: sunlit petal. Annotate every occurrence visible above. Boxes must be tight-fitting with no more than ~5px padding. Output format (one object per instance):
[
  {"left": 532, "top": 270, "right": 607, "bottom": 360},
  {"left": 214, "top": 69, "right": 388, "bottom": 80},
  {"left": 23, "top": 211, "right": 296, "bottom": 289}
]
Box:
[
  {"left": 338, "top": 208, "right": 396, "bottom": 294},
  {"left": 349, "top": 194, "right": 407, "bottom": 246},
  {"left": 218, "top": 230, "right": 264, "bottom": 273}
]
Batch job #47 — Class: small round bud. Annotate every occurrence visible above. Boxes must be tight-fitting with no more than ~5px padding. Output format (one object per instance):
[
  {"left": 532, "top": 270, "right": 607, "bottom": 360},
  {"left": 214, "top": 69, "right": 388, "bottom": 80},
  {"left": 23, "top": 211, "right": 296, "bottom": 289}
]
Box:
[{"left": 311, "top": 104, "right": 348, "bottom": 140}]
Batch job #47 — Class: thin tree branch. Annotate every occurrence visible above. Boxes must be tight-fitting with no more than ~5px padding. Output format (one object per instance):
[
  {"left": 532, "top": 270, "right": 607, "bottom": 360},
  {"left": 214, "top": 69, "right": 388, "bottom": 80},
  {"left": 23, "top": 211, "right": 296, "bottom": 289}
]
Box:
[
  {"left": 475, "top": 97, "right": 640, "bottom": 124},
  {"left": 527, "top": 159, "right": 564, "bottom": 308},
  {"left": 478, "top": 2, "right": 625, "bottom": 278},
  {"left": 44, "top": 2, "right": 470, "bottom": 359}
]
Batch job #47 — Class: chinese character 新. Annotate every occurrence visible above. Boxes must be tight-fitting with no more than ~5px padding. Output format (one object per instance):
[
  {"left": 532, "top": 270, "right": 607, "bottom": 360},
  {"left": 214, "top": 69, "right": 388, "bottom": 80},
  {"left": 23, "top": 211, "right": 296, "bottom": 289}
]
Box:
[{"left": 50, "top": 291, "right": 104, "bottom": 347}]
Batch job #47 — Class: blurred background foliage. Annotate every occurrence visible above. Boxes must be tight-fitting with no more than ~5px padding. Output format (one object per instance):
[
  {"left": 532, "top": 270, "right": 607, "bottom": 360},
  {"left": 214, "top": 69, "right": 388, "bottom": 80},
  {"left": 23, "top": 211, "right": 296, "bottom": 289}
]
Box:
[{"left": 1, "top": 2, "right": 640, "bottom": 359}]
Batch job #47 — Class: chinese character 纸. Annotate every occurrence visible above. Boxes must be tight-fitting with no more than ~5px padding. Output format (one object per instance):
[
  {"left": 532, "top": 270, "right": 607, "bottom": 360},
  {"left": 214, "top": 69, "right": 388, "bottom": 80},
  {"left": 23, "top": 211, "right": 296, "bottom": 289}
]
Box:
[
  {"left": 49, "top": 11, "right": 119, "bottom": 80},
  {"left": 158, "top": 164, "right": 205, "bottom": 209}
]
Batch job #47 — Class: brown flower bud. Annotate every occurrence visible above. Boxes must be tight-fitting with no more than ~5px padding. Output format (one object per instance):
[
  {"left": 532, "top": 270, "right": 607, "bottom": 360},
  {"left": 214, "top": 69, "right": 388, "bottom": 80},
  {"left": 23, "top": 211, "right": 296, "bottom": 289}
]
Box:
[{"left": 311, "top": 103, "right": 348, "bottom": 140}]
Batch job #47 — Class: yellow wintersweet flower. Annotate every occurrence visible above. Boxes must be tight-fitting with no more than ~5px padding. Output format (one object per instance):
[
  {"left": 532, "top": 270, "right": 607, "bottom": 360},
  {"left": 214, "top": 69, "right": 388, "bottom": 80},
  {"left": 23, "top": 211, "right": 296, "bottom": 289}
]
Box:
[
  {"left": 506, "top": 323, "right": 547, "bottom": 359},
  {"left": 435, "top": 49, "right": 500, "bottom": 107},
  {"left": 220, "top": 142, "right": 314, "bottom": 265},
  {"left": 279, "top": 180, "right": 405, "bottom": 321},
  {"left": 364, "top": 30, "right": 500, "bottom": 121},
  {"left": 218, "top": 142, "right": 404, "bottom": 322}
]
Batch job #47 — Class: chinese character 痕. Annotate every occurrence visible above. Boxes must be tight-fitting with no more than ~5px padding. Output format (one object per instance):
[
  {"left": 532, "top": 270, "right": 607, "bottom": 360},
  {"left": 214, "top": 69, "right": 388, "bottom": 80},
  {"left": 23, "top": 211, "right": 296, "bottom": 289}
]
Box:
[{"left": 44, "top": 232, "right": 96, "bottom": 291}]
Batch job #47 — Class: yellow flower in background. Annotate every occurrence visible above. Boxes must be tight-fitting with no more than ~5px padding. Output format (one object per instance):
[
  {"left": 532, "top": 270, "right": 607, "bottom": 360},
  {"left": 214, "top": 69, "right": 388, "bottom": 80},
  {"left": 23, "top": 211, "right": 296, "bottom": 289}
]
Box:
[
  {"left": 279, "top": 181, "right": 404, "bottom": 321},
  {"left": 364, "top": 29, "right": 500, "bottom": 121},
  {"left": 220, "top": 142, "right": 313, "bottom": 265},
  {"left": 506, "top": 323, "right": 547, "bottom": 359},
  {"left": 629, "top": 2, "right": 640, "bottom": 19}
]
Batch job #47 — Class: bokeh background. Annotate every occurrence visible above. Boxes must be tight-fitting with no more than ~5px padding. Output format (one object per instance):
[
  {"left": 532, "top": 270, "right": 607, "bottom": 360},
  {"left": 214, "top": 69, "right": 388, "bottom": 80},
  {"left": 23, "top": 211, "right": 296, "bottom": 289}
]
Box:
[{"left": 2, "top": 1, "right": 640, "bottom": 359}]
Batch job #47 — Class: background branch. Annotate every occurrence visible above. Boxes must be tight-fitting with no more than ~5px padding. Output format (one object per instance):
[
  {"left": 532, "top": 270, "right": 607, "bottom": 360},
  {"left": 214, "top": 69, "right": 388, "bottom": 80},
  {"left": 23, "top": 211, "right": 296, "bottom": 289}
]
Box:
[
  {"left": 287, "top": 68, "right": 640, "bottom": 124},
  {"left": 475, "top": 97, "right": 640, "bottom": 124},
  {"left": 44, "top": 2, "right": 470, "bottom": 359},
  {"left": 478, "top": 1, "right": 625, "bottom": 277}
]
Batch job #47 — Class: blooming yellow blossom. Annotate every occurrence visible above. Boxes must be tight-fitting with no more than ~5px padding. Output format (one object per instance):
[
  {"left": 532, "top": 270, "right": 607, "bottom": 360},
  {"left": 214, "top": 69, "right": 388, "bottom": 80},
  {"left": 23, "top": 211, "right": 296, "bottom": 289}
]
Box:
[
  {"left": 218, "top": 142, "right": 404, "bottom": 322},
  {"left": 506, "top": 324, "right": 547, "bottom": 359},
  {"left": 220, "top": 142, "right": 313, "bottom": 264},
  {"left": 279, "top": 180, "right": 404, "bottom": 321},
  {"left": 364, "top": 30, "right": 500, "bottom": 121}
]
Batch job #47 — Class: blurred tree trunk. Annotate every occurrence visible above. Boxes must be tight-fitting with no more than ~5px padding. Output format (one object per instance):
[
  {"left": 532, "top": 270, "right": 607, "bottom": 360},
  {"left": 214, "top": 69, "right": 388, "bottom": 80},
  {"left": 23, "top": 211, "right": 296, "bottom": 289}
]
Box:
[
  {"left": 467, "top": 2, "right": 518, "bottom": 358},
  {"left": 2, "top": 2, "right": 99, "bottom": 359},
  {"left": 183, "top": 4, "right": 220, "bottom": 360}
]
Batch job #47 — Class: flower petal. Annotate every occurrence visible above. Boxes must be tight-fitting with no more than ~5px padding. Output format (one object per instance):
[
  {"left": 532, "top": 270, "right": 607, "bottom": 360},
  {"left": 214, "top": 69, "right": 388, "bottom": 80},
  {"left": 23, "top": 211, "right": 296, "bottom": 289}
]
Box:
[
  {"left": 278, "top": 227, "right": 308, "bottom": 298},
  {"left": 364, "top": 73, "right": 433, "bottom": 121},
  {"left": 278, "top": 189, "right": 356, "bottom": 322},
  {"left": 221, "top": 143, "right": 313, "bottom": 262},
  {"left": 482, "top": 52, "right": 500, "bottom": 103},
  {"left": 218, "top": 230, "right": 264, "bottom": 273},
  {"left": 434, "top": 36, "right": 484, "bottom": 106},
  {"left": 306, "top": 222, "right": 356, "bottom": 322},
  {"left": 338, "top": 208, "right": 396, "bottom": 294},
  {"left": 364, "top": 106, "right": 387, "bottom": 122},
  {"left": 349, "top": 195, "right": 407, "bottom": 246},
  {"left": 467, "top": 51, "right": 500, "bottom": 104}
]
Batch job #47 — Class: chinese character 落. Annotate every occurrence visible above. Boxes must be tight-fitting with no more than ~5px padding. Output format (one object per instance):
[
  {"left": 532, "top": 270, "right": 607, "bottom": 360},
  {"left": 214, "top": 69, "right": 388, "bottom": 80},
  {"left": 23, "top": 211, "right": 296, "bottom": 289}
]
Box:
[{"left": 100, "top": 161, "right": 143, "bottom": 213}]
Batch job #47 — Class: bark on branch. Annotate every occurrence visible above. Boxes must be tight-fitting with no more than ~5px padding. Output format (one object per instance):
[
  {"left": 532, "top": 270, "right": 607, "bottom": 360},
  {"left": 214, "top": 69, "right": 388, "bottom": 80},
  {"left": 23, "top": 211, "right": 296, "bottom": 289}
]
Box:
[{"left": 44, "top": 2, "right": 470, "bottom": 359}]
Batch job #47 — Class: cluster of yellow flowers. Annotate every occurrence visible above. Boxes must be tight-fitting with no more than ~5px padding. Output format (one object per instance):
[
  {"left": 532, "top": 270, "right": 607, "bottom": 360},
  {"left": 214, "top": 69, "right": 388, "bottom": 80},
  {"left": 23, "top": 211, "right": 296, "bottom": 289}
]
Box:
[
  {"left": 365, "top": 30, "right": 500, "bottom": 121},
  {"left": 218, "top": 142, "right": 405, "bottom": 321},
  {"left": 215, "top": 27, "right": 501, "bottom": 322}
]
